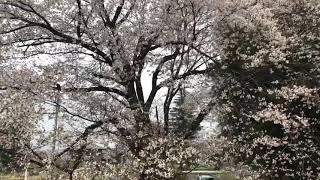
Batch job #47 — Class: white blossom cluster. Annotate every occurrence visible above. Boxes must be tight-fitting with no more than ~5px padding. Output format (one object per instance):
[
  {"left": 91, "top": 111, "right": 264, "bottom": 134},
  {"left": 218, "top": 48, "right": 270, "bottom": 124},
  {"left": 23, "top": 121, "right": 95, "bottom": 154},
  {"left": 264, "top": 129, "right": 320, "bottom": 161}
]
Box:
[{"left": 131, "top": 137, "right": 197, "bottom": 179}]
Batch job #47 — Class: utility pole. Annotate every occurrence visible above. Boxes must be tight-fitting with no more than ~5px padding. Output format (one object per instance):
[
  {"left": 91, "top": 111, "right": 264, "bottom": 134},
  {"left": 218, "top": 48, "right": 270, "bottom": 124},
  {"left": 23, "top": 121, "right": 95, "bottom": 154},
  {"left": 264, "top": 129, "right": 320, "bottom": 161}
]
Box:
[
  {"left": 24, "top": 165, "right": 28, "bottom": 180},
  {"left": 49, "top": 83, "right": 61, "bottom": 179},
  {"left": 24, "top": 155, "right": 28, "bottom": 180}
]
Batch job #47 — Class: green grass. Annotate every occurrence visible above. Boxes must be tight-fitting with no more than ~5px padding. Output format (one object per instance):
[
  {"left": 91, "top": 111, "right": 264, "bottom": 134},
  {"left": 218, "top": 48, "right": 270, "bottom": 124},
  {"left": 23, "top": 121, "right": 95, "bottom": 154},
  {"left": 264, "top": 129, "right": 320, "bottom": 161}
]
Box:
[
  {"left": 0, "top": 176, "right": 44, "bottom": 180},
  {"left": 178, "top": 169, "right": 237, "bottom": 180}
]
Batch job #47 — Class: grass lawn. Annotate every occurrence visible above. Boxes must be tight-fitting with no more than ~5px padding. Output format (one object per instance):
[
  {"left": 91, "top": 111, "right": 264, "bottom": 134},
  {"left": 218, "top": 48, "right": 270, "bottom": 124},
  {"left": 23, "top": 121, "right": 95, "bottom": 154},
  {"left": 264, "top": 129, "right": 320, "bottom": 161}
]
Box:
[
  {"left": 179, "top": 169, "right": 237, "bottom": 180},
  {"left": 0, "top": 176, "right": 44, "bottom": 180},
  {"left": 0, "top": 171, "right": 44, "bottom": 180}
]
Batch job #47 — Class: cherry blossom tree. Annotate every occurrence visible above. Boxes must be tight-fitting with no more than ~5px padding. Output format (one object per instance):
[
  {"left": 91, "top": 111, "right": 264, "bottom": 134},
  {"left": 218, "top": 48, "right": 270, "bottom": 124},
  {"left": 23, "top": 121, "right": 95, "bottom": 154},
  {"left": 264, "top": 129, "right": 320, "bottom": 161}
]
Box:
[
  {"left": 4, "top": 0, "right": 318, "bottom": 179},
  {"left": 0, "top": 0, "right": 217, "bottom": 179},
  {"left": 214, "top": 0, "right": 320, "bottom": 179}
]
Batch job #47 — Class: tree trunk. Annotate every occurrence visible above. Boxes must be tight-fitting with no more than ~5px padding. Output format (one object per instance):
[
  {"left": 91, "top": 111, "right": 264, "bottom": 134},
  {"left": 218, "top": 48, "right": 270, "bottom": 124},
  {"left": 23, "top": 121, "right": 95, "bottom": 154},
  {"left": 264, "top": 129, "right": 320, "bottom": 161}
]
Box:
[
  {"left": 24, "top": 167, "right": 28, "bottom": 180},
  {"left": 139, "top": 172, "right": 147, "bottom": 180},
  {"left": 68, "top": 172, "right": 73, "bottom": 180}
]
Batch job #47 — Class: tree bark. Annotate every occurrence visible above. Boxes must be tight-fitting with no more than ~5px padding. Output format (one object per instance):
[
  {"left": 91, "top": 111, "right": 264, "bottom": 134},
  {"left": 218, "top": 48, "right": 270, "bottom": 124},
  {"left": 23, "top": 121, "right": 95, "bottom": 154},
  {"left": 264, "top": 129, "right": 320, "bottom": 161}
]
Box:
[
  {"left": 68, "top": 172, "right": 73, "bottom": 180},
  {"left": 139, "top": 172, "right": 147, "bottom": 180}
]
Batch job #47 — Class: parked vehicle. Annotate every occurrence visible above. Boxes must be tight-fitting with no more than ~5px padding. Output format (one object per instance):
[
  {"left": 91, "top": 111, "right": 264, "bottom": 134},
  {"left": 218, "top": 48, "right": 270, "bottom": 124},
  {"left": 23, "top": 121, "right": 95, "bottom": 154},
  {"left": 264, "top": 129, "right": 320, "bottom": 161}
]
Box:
[{"left": 196, "top": 175, "right": 215, "bottom": 180}]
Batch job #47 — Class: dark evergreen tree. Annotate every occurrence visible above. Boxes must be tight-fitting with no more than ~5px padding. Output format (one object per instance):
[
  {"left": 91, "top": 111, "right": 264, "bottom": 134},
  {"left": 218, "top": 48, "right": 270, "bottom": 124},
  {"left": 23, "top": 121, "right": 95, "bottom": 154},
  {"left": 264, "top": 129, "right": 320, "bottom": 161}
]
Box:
[
  {"left": 0, "top": 144, "right": 23, "bottom": 173},
  {"left": 170, "top": 88, "right": 200, "bottom": 138},
  {"left": 0, "top": 145, "right": 13, "bottom": 172}
]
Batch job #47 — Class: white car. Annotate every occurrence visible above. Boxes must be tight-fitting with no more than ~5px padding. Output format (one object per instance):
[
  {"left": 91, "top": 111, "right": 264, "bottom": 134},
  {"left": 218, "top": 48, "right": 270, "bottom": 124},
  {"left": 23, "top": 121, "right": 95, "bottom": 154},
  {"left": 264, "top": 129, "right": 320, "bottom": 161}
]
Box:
[{"left": 196, "top": 175, "right": 215, "bottom": 180}]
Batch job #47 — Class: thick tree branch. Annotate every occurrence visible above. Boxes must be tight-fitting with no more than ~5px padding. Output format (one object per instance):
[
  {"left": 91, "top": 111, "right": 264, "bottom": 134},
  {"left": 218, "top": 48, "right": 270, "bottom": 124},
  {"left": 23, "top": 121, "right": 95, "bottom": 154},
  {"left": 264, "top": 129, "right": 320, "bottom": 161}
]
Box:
[
  {"left": 64, "top": 86, "right": 126, "bottom": 97},
  {"left": 117, "top": 0, "right": 136, "bottom": 26},
  {"left": 111, "top": 0, "right": 125, "bottom": 25},
  {"left": 184, "top": 98, "right": 216, "bottom": 139},
  {"left": 144, "top": 49, "right": 180, "bottom": 111},
  {"left": 54, "top": 120, "right": 105, "bottom": 160},
  {"left": 1, "top": 2, "right": 113, "bottom": 65},
  {"left": 76, "top": 0, "right": 83, "bottom": 39},
  {"left": 158, "top": 68, "right": 212, "bottom": 89},
  {"left": 97, "top": 0, "right": 113, "bottom": 28}
]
